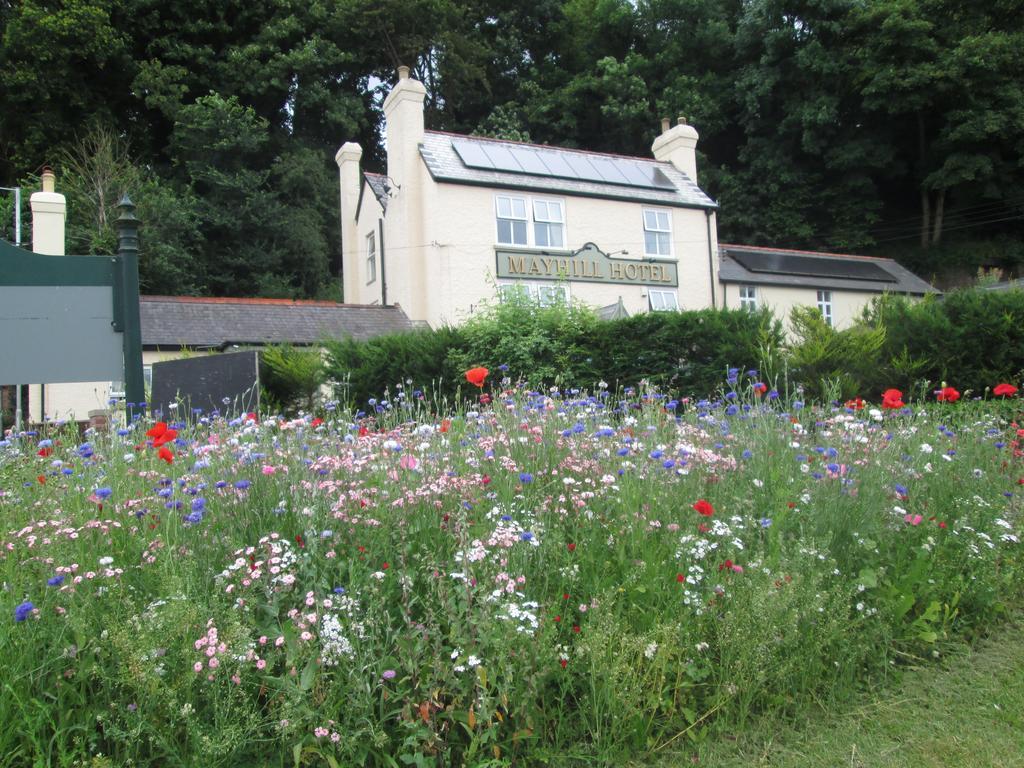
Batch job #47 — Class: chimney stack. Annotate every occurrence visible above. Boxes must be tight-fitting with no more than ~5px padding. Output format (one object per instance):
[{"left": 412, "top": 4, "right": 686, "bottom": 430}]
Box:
[
  {"left": 652, "top": 116, "right": 700, "bottom": 183},
  {"left": 383, "top": 65, "right": 426, "bottom": 192},
  {"left": 31, "top": 167, "right": 66, "bottom": 255}
]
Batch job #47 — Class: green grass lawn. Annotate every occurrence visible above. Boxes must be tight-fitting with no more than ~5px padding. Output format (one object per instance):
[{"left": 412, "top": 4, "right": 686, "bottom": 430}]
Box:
[{"left": 658, "top": 613, "right": 1024, "bottom": 768}]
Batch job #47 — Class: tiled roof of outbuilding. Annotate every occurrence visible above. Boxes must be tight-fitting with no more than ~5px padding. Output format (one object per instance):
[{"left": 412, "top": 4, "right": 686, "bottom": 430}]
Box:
[
  {"left": 718, "top": 244, "right": 938, "bottom": 295},
  {"left": 419, "top": 131, "right": 717, "bottom": 210},
  {"left": 140, "top": 296, "right": 415, "bottom": 348}
]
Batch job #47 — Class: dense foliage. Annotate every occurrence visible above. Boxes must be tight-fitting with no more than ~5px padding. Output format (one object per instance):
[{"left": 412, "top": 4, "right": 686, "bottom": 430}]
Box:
[
  {"left": 1, "top": 379, "right": 1022, "bottom": 765},
  {"left": 324, "top": 297, "right": 783, "bottom": 408},
  {"left": 2, "top": 0, "right": 1023, "bottom": 295},
  {"left": 319, "top": 287, "right": 1024, "bottom": 414}
]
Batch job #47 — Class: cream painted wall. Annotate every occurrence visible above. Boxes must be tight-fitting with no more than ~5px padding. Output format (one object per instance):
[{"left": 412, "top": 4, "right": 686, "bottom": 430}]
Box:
[
  {"left": 351, "top": 189, "right": 385, "bottom": 306},
  {"left": 719, "top": 282, "right": 879, "bottom": 332},
  {"left": 406, "top": 181, "right": 716, "bottom": 328}
]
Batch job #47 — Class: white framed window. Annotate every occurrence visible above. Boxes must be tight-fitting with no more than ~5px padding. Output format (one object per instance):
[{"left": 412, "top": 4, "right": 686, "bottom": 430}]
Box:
[
  {"left": 498, "top": 282, "right": 570, "bottom": 307},
  {"left": 739, "top": 285, "right": 757, "bottom": 311},
  {"left": 366, "top": 232, "right": 377, "bottom": 284},
  {"left": 643, "top": 208, "right": 672, "bottom": 257},
  {"left": 532, "top": 199, "right": 564, "bottom": 248},
  {"left": 648, "top": 289, "right": 679, "bottom": 312},
  {"left": 496, "top": 195, "right": 529, "bottom": 246},
  {"left": 495, "top": 195, "right": 567, "bottom": 248},
  {"left": 817, "top": 290, "right": 833, "bottom": 326}
]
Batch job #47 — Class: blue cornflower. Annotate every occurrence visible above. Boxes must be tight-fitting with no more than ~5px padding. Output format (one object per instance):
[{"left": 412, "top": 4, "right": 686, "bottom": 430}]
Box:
[
  {"left": 725, "top": 405, "right": 739, "bottom": 416},
  {"left": 812, "top": 472, "right": 824, "bottom": 480},
  {"left": 793, "top": 401, "right": 804, "bottom": 410},
  {"left": 663, "top": 459, "right": 675, "bottom": 469},
  {"left": 616, "top": 447, "right": 630, "bottom": 456},
  {"left": 649, "top": 449, "right": 663, "bottom": 459},
  {"left": 191, "top": 498, "right": 206, "bottom": 513},
  {"left": 519, "top": 472, "right": 533, "bottom": 484},
  {"left": 520, "top": 531, "right": 534, "bottom": 542},
  {"left": 234, "top": 480, "right": 251, "bottom": 490},
  {"left": 826, "top": 463, "right": 840, "bottom": 474},
  {"left": 157, "top": 488, "right": 173, "bottom": 498},
  {"left": 38, "top": 439, "right": 53, "bottom": 448},
  {"left": 14, "top": 601, "right": 34, "bottom": 622},
  {"left": 995, "top": 442, "right": 1006, "bottom": 449},
  {"left": 214, "top": 480, "right": 227, "bottom": 489},
  {"left": 184, "top": 511, "right": 203, "bottom": 524},
  {"left": 796, "top": 454, "right": 808, "bottom": 463},
  {"left": 725, "top": 391, "right": 738, "bottom": 400},
  {"left": 894, "top": 483, "right": 908, "bottom": 497},
  {"left": 760, "top": 518, "right": 772, "bottom": 528},
  {"left": 94, "top": 487, "right": 113, "bottom": 499},
  {"left": 501, "top": 514, "right": 512, "bottom": 521},
  {"left": 333, "top": 586, "right": 346, "bottom": 594},
  {"left": 768, "top": 389, "right": 779, "bottom": 400},
  {"left": 47, "top": 575, "right": 64, "bottom": 587},
  {"left": 742, "top": 449, "right": 753, "bottom": 460},
  {"left": 77, "top": 443, "right": 94, "bottom": 458}
]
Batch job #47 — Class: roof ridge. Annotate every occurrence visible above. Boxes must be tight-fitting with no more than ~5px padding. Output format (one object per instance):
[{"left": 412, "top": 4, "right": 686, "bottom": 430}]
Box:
[
  {"left": 719, "top": 243, "right": 895, "bottom": 263},
  {"left": 141, "top": 295, "right": 400, "bottom": 309},
  {"left": 424, "top": 129, "right": 666, "bottom": 165}
]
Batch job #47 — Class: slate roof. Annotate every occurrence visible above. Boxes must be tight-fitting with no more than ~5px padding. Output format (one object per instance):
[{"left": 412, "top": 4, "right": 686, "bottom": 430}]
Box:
[
  {"left": 140, "top": 296, "right": 416, "bottom": 349},
  {"left": 363, "top": 172, "right": 390, "bottom": 213},
  {"left": 719, "top": 244, "right": 938, "bottom": 295},
  {"left": 419, "top": 131, "right": 717, "bottom": 210}
]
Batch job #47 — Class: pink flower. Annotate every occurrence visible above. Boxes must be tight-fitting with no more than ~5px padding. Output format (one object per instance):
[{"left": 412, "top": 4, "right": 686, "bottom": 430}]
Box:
[
  {"left": 904, "top": 513, "right": 923, "bottom": 526},
  {"left": 262, "top": 465, "right": 276, "bottom": 475},
  {"left": 256, "top": 659, "right": 267, "bottom": 670},
  {"left": 193, "top": 662, "right": 203, "bottom": 673}
]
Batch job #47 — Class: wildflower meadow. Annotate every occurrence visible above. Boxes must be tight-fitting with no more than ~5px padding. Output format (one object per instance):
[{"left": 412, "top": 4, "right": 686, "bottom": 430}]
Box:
[{"left": 1, "top": 372, "right": 1022, "bottom": 766}]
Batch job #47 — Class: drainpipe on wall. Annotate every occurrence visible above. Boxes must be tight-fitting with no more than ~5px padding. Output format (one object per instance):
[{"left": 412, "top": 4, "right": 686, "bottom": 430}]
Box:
[
  {"left": 705, "top": 210, "right": 717, "bottom": 309},
  {"left": 378, "top": 218, "right": 387, "bottom": 306}
]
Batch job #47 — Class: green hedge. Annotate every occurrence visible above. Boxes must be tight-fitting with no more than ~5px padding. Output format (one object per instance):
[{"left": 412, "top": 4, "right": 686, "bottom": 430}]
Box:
[
  {"left": 322, "top": 286, "right": 1024, "bottom": 410},
  {"left": 325, "top": 294, "right": 783, "bottom": 407}
]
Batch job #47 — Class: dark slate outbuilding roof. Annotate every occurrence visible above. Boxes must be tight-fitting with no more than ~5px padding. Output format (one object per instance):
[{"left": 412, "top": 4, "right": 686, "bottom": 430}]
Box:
[
  {"left": 363, "top": 172, "right": 390, "bottom": 213},
  {"left": 419, "top": 131, "right": 717, "bottom": 210},
  {"left": 719, "top": 244, "right": 938, "bottom": 295},
  {"left": 140, "top": 296, "right": 415, "bottom": 349}
]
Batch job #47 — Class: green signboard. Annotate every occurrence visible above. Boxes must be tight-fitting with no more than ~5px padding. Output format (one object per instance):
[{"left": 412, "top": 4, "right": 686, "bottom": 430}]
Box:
[
  {"left": 495, "top": 242, "right": 679, "bottom": 287},
  {"left": 0, "top": 196, "right": 144, "bottom": 405}
]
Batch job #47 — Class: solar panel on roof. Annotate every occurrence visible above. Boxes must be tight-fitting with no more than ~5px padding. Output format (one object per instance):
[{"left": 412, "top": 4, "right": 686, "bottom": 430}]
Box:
[
  {"left": 451, "top": 139, "right": 494, "bottom": 169},
  {"left": 481, "top": 144, "right": 524, "bottom": 173},
  {"left": 589, "top": 156, "right": 630, "bottom": 185},
  {"left": 450, "top": 138, "right": 680, "bottom": 192},
  {"left": 535, "top": 148, "right": 575, "bottom": 177},
  {"left": 729, "top": 250, "right": 897, "bottom": 283},
  {"left": 510, "top": 147, "right": 549, "bottom": 175}
]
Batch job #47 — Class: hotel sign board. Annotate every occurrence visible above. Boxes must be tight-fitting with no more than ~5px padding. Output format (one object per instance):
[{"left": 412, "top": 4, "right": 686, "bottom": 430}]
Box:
[{"left": 495, "top": 242, "right": 678, "bottom": 287}]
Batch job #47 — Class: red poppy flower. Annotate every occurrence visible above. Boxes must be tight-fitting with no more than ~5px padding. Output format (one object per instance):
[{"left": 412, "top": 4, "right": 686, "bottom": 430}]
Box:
[
  {"left": 440, "top": 419, "right": 451, "bottom": 433},
  {"left": 676, "top": 573, "right": 685, "bottom": 583},
  {"left": 844, "top": 397, "right": 864, "bottom": 410},
  {"left": 567, "top": 542, "right": 576, "bottom": 553},
  {"left": 881, "top": 388, "right": 904, "bottom": 409},
  {"left": 465, "top": 367, "right": 489, "bottom": 388},
  {"left": 572, "top": 625, "right": 581, "bottom": 634},
  {"left": 482, "top": 474, "right": 491, "bottom": 485},
  {"left": 358, "top": 425, "right": 369, "bottom": 437},
  {"left": 146, "top": 422, "right": 168, "bottom": 438},
  {"left": 692, "top": 499, "right": 715, "bottom": 517},
  {"left": 311, "top": 418, "right": 323, "bottom": 428},
  {"left": 295, "top": 535, "right": 305, "bottom": 548},
  {"left": 554, "top": 615, "right": 562, "bottom": 623},
  {"left": 37, "top": 446, "right": 52, "bottom": 458},
  {"left": 936, "top": 386, "right": 960, "bottom": 403},
  {"left": 559, "top": 659, "right": 568, "bottom": 668},
  {"left": 994, "top": 383, "right": 1018, "bottom": 397},
  {"left": 152, "top": 429, "right": 178, "bottom": 447},
  {"left": 37, "top": 475, "right": 46, "bottom": 485},
  {"left": 158, "top": 446, "right": 174, "bottom": 464}
]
